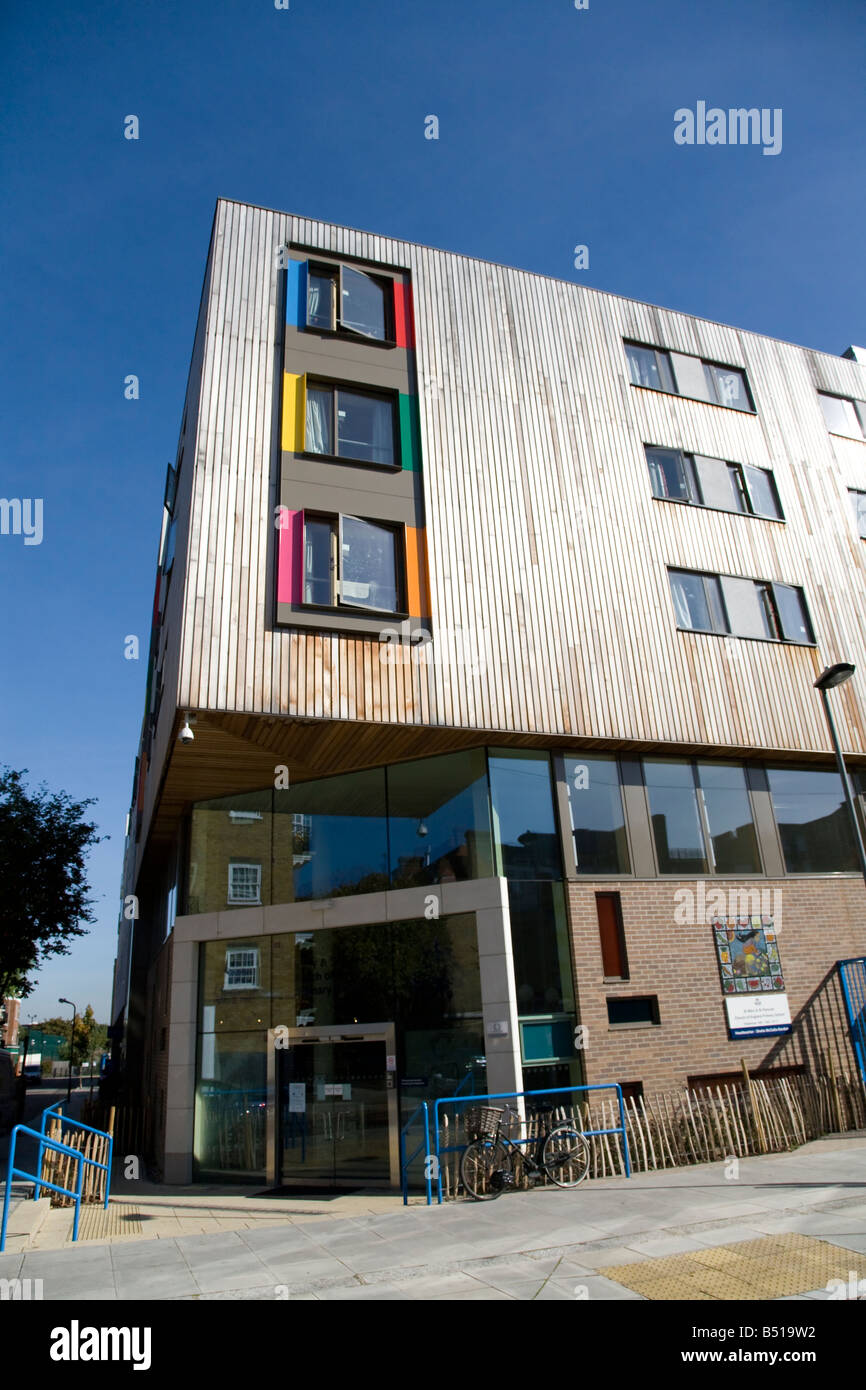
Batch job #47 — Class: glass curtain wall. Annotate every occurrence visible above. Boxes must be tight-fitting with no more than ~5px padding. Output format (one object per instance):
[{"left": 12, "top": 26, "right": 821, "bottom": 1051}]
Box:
[
  {"left": 187, "top": 750, "right": 493, "bottom": 913},
  {"left": 194, "top": 915, "right": 483, "bottom": 1179},
  {"left": 488, "top": 749, "right": 580, "bottom": 1093}
]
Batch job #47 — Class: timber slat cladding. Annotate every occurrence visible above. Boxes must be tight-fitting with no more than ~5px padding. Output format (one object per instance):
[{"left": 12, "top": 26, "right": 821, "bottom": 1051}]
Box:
[{"left": 166, "top": 201, "right": 866, "bottom": 798}]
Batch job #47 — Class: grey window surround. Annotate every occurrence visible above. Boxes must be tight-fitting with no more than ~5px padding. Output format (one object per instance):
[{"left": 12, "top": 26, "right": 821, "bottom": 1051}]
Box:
[{"left": 626, "top": 341, "right": 755, "bottom": 412}]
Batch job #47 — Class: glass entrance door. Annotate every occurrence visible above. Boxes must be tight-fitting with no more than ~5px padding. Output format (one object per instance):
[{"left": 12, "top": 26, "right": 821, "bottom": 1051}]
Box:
[{"left": 275, "top": 1027, "right": 396, "bottom": 1188}]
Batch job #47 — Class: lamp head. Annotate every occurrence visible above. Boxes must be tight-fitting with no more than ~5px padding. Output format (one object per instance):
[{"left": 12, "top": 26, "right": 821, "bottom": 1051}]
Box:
[{"left": 815, "top": 663, "right": 855, "bottom": 691}]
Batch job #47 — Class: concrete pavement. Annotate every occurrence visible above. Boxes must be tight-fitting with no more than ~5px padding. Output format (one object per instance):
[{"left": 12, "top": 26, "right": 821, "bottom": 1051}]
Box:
[{"left": 1, "top": 1133, "right": 865, "bottom": 1300}]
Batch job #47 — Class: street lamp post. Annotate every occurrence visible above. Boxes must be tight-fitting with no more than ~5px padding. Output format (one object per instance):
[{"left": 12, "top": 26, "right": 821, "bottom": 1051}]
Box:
[
  {"left": 814, "top": 664, "right": 866, "bottom": 886},
  {"left": 58, "top": 997, "right": 77, "bottom": 1106}
]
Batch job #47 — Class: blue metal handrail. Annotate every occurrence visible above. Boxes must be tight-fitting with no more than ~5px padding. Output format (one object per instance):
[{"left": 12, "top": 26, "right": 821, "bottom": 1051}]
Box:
[
  {"left": 839, "top": 957, "right": 866, "bottom": 1090},
  {"left": 399, "top": 1102, "right": 432, "bottom": 1206},
  {"left": 432, "top": 1083, "right": 631, "bottom": 1204},
  {"left": 0, "top": 1124, "right": 108, "bottom": 1251}
]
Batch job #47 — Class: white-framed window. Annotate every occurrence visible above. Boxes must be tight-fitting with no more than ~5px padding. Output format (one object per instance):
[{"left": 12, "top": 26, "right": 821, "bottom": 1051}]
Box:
[
  {"left": 227, "top": 861, "right": 262, "bottom": 905},
  {"left": 223, "top": 947, "right": 260, "bottom": 990},
  {"left": 228, "top": 810, "right": 264, "bottom": 823}
]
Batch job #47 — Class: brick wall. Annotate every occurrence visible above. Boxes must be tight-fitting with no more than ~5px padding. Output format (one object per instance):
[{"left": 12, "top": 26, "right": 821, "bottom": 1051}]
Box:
[{"left": 567, "top": 878, "right": 866, "bottom": 1094}]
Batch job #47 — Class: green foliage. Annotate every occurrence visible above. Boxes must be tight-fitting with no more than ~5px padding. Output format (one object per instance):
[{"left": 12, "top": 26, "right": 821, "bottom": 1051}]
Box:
[
  {"left": 36, "top": 1005, "right": 107, "bottom": 1063},
  {"left": 0, "top": 768, "right": 104, "bottom": 997}
]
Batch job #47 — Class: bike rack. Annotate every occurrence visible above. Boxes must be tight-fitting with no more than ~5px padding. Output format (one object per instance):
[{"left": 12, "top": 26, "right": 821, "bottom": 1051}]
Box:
[{"left": 432, "top": 1083, "right": 631, "bottom": 1204}]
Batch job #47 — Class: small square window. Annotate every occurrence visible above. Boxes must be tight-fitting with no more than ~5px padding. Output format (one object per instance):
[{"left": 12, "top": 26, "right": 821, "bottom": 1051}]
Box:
[
  {"left": 626, "top": 343, "right": 676, "bottom": 393},
  {"left": 669, "top": 570, "right": 728, "bottom": 633},
  {"left": 703, "top": 363, "right": 752, "bottom": 412},
  {"left": 646, "top": 447, "right": 701, "bottom": 503},
  {"left": 303, "top": 513, "right": 403, "bottom": 614},
  {"left": 305, "top": 382, "right": 396, "bottom": 467}
]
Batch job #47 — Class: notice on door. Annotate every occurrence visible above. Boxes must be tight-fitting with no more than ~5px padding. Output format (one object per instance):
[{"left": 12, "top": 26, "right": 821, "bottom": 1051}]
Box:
[{"left": 288, "top": 1083, "right": 306, "bottom": 1113}]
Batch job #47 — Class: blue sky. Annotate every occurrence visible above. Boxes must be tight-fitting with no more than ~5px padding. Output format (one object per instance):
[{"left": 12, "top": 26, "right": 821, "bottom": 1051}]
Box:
[{"left": 1, "top": 0, "right": 863, "bottom": 1024}]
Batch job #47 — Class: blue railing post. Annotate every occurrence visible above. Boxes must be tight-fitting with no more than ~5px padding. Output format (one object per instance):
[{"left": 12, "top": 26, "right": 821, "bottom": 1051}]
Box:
[
  {"left": 71, "top": 1155, "right": 85, "bottom": 1242},
  {"left": 423, "top": 1103, "right": 431, "bottom": 1206},
  {"left": 1, "top": 1129, "right": 19, "bottom": 1251},
  {"left": 104, "top": 1133, "right": 114, "bottom": 1210},
  {"left": 399, "top": 1102, "right": 432, "bottom": 1206}
]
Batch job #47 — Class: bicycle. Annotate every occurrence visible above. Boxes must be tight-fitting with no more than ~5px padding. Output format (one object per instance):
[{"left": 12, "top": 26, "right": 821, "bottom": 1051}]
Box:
[{"left": 460, "top": 1103, "right": 590, "bottom": 1200}]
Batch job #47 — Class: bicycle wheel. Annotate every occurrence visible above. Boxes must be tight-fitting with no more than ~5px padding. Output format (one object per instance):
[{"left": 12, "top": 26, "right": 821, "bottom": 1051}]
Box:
[
  {"left": 542, "top": 1125, "right": 590, "bottom": 1188},
  {"left": 461, "top": 1139, "right": 511, "bottom": 1200}
]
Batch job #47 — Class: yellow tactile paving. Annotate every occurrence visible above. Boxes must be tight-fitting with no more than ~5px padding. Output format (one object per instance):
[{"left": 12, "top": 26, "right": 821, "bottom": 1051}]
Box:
[
  {"left": 76, "top": 1204, "right": 143, "bottom": 1240},
  {"left": 600, "top": 1233, "right": 866, "bottom": 1300}
]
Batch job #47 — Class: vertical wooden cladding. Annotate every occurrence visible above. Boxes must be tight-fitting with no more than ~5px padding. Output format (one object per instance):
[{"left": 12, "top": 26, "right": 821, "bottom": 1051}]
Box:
[{"left": 177, "top": 200, "right": 866, "bottom": 756}]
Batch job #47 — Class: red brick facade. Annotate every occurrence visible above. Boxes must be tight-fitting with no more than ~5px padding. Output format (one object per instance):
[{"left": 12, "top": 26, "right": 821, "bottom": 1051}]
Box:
[{"left": 567, "top": 878, "right": 866, "bottom": 1094}]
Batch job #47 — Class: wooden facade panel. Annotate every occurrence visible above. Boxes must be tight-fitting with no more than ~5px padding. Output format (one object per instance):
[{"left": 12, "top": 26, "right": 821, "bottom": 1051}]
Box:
[{"left": 170, "top": 201, "right": 866, "bottom": 770}]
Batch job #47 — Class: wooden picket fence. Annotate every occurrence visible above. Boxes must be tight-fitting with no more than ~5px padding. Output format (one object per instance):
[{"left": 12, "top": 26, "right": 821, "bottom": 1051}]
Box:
[
  {"left": 39, "top": 1107, "right": 114, "bottom": 1207},
  {"left": 435, "top": 1069, "right": 866, "bottom": 1197}
]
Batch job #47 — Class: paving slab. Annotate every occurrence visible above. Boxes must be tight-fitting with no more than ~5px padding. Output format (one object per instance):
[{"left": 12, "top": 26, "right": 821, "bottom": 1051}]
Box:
[{"left": 314, "top": 1282, "right": 412, "bottom": 1300}]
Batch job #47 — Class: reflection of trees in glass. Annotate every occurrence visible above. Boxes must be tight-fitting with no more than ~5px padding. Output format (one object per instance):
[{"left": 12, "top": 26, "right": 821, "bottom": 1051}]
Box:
[{"left": 325, "top": 922, "right": 456, "bottom": 1029}]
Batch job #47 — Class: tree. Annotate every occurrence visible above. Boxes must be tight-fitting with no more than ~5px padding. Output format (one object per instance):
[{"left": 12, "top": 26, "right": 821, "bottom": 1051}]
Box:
[
  {"left": 0, "top": 768, "right": 104, "bottom": 998},
  {"left": 35, "top": 1009, "right": 106, "bottom": 1064}
]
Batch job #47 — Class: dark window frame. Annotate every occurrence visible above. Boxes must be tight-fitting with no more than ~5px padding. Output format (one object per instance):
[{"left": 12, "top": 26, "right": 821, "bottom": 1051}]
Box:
[
  {"left": 668, "top": 568, "right": 729, "bottom": 635},
  {"left": 668, "top": 568, "right": 815, "bottom": 645},
  {"left": 301, "top": 509, "right": 407, "bottom": 617},
  {"left": 607, "top": 996, "right": 661, "bottom": 1028},
  {"left": 305, "top": 260, "right": 396, "bottom": 346},
  {"left": 702, "top": 359, "right": 755, "bottom": 412},
  {"left": 303, "top": 377, "right": 400, "bottom": 470},
  {"left": 625, "top": 340, "right": 756, "bottom": 413},
  {"left": 647, "top": 446, "right": 783, "bottom": 520}
]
